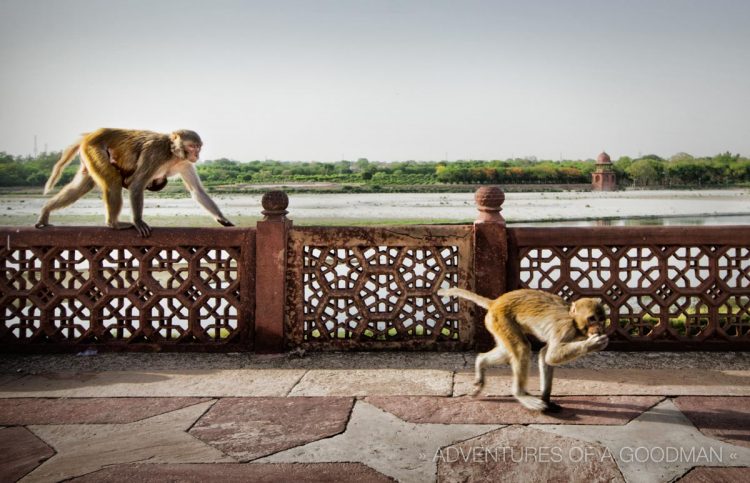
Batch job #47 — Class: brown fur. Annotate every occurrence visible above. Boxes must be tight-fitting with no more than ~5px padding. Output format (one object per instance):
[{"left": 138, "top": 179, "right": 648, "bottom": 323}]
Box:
[
  {"left": 36, "top": 128, "right": 233, "bottom": 237},
  {"left": 439, "top": 287, "right": 608, "bottom": 411}
]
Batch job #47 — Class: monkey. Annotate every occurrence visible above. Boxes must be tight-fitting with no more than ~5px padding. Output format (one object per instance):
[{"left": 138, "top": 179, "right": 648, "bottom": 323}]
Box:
[
  {"left": 35, "top": 128, "right": 234, "bottom": 237},
  {"left": 438, "top": 287, "right": 609, "bottom": 411},
  {"left": 108, "top": 147, "right": 168, "bottom": 191}
]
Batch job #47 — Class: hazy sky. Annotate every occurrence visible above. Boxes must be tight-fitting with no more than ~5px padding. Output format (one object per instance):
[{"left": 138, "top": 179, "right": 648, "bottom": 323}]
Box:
[{"left": 1, "top": 0, "right": 748, "bottom": 161}]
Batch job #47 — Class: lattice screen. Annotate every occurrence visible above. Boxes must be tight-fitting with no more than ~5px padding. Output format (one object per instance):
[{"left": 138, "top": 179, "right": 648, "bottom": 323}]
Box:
[
  {"left": 0, "top": 230, "right": 252, "bottom": 350},
  {"left": 287, "top": 226, "right": 474, "bottom": 349},
  {"left": 515, "top": 241, "right": 750, "bottom": 343}
]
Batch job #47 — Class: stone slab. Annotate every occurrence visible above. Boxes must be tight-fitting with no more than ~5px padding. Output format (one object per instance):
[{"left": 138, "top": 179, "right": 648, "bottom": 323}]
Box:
[
  {"left": 0, "top": 426, "right": 54, "bottom": 482},
  {"left": 289, "top": 369, "right": 453, "bottom": 396},
  {"left": 69, "top": 463, "right": 395, "bottom": 482},
  {"left": 366, "top": 395, "right": 663, "bottom": 425},
  {"left": 454, "top": 369, "right": 750, "bottom": 397},
  {"left": 261, "top": 400, "right": 501, "bottom": 483},
  {"left": 25, "top": 401, "right": 233, "bottom": 482},
  {"left": 0, "top": 369, "right": 305, "bottom": 397},
  {"left": 0, "top": 397, "right": 211, "bottom": 424},
  {"left": 3, "top": 352, "right": 750, "bottom": 375},
  {"left": 190, "top": 397, "right": 354, "bottom": 461},
  {"left": 533, "top": 399, "right": 750, "bottom": 483},
  {"left": 674, "top": 396, "right": 750, "bottom": 448},
  {"left": 437, "top": 425, "right": 624, "bottom": 482},
  {"left": 679, "top": 466, "right": 750, "bottom": 482},
  {"left": 3, "top": 351, "right": 749, "bottom": 374},
  {"left": 0, "top": 374, "right": 23, "bottom": 387}
]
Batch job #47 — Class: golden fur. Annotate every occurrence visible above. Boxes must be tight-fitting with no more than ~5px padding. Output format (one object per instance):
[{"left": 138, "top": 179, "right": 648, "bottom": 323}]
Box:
[
  {"left": 36, "top": 128, "right": 233, "bottom": 237},
  {"left": 439, "top": 287, "right": 608, "bottom": 411}
]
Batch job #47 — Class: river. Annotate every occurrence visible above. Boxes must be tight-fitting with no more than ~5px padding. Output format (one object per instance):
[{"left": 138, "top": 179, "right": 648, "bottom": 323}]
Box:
[{"left": 0, "top": 189, "right": 748, "bottom": 226}]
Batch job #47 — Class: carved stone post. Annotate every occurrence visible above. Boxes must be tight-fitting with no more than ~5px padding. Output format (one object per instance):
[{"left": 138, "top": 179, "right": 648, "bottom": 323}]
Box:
[
  {"left": 254, "top": 190, "right": 291, "bottom": 352},
  {"left": 473, "top": 186, "right": 508, "bottom": 350}
]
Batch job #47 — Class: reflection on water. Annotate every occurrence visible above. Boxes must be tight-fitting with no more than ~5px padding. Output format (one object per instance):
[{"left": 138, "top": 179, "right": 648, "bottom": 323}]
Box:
[{"left": 510, "top": 214, "right": 750, "bottom": 227}]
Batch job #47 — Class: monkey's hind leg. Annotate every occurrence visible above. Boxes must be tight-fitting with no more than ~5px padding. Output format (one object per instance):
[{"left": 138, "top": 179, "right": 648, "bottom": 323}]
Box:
[
  {"left": 81, "top": 145, "right": 133, "bottom": 231},
  {"left": 472, "top": 338, "right": 510, "bottom": 397},
  {"left": 490, "top": 311, "right": 548, "bottom": 411},
  {"left": 36, "top": 168, "right": 95, "bottom": 228}
]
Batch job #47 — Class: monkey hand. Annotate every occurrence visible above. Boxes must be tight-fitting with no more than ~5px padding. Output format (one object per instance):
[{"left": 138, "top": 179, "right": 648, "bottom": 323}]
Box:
[
  {"left": 134, "top": 220, "right": 152, "bottom": 237},
  {"left": 585, "top": 334, "right": 609, "bottom": 353},
  {"left": 216, "top": 217, "right": 234, "bottom": 227}
]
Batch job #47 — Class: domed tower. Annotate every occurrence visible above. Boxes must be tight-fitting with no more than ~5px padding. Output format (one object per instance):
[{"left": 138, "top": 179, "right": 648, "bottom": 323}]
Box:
[{"left": 592, "top": 151, "right": 617, "bottom": 191}]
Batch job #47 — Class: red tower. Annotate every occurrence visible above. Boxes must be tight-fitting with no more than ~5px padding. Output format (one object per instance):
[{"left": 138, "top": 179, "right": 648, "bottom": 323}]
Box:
[{"left": 592, "top": 151, "right": 617, "bottom": 191}]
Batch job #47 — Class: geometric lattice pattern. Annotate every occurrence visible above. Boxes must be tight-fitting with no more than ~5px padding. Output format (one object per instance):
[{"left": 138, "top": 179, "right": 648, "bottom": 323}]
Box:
[
  {"left": 0, "top": 230, "right": 251, "bottom": 350},
  {"left": 515, "top": 237, "right": 750, "bottom": 345},
  {"left": 286, "top": 226, "right": 474, "bottom": 349}
]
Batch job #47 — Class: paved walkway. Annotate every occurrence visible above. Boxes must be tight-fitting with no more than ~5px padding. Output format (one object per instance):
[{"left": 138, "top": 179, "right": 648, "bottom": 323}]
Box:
[{"left": 0, "top": 352, "right": 748, "bottom": 482}]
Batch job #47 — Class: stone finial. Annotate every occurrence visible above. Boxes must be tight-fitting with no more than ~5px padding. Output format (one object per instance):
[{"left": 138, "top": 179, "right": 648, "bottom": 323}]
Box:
[
  {"left": 261, "top": 190, "right": 289, "bottom": 220},
  {"left": 474, "top": 185, "right": 505, "bottom": 223}
]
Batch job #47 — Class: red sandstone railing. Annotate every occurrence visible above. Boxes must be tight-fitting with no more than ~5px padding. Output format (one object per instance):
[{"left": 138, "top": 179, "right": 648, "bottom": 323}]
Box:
[
  {"left": 0, "top": 227, "right": 254, "bottom": 352},
  {"left": 285, "top": 225, "right": 475, "bottom": 350},
  {"left": 508, "top": 226, "right": 750, "bottom": 350},
  {"left": 1, "top": 187, "right": 748, "bottom": 352}
]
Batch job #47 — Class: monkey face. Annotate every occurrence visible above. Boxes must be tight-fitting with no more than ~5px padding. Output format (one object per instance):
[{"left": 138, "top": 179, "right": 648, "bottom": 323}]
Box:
[
  {"left": 170, "top": 130, "right": 203, "bottom": 162},
  {"left": 571, "top": 298, "right": 607, "bottom": 336},
  {"left": 183, "top": 141, "right": 202, "bottom": 162}
]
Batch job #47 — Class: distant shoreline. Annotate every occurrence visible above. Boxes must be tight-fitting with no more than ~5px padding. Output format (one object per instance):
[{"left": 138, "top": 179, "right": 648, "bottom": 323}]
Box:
[
  {"left": 2, "top": 182, "right": 748, "bottom": 197},
  {"left": 1, "top": 188, "right": 748, "bottom": 227}
]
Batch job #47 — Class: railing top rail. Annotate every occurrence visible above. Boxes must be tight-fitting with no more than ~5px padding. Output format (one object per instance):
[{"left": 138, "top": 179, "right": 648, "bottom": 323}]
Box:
[
  {"left": 508, "top": 225, "right": 750, "bottom": 246},
  {"left": 0, "top": 226, "right": 252, "bottom": 248}
]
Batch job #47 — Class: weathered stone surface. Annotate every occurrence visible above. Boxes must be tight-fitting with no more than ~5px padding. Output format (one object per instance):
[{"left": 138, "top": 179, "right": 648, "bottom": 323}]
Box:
[
  {"left": 674, "top": 396, "right": 750, "bottom": 448},
  {"left": 437, "top": 425, "right": 624, "bottom": 482},
  {"left": 69, "top": 463, "right": 395, "bottom": 482},
  {"left": 260, "top": 400, "right": 501, "bottom": 483},
  {"left": 534, "top": 399, "right": 750, "bottom": 483},
  {"left": 3, "top": 351, "right": 748, "bottom": 374},
  {"left": 679, "top": 466, "right": 750, "bottom": 482},
  {"left": 0, "top": 397, "right": 211, "bottom": 424},
  {"left": 190, "top": 397, "right": 354, "bottom": 461},
  {"left": 0, "top": 427, "right": 54, "bottom": 482},
  {"left": 454, "top": 368, "right": 750, "bottom": 397},
  {"left": 0, "top": 369, "right": 305, "bottom": 397},
  {"left": 24, "top": 401, "right": 233, "bottom": 482},
  {"left": 366, "top": 395, "right": 662, "bottom": 425},
  {"left": 0, "top": 374, "right": 23, "bottom": 387},
  {"left": 289, "top": 369, "right": 452, "bottom": 396}
]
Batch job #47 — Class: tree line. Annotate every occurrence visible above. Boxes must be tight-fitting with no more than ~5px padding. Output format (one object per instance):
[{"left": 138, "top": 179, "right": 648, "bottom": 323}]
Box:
[{"left": 1, "top": 151, "right": 748, "bottom": 188}]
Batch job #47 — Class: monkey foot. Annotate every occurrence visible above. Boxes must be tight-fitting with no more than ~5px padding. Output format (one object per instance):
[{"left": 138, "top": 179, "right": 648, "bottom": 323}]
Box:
[
  {"left": 110, "top": 222, "right": 134, "bottom": 230},
  {"left": 34, "top": 222, "right": 51, "bottom": 228},
  {"left": 469, "top": 382, "right": 484, "bottom": 397},
  {"left": 516, "top": 395, "right": 548, "bottom": 412}
]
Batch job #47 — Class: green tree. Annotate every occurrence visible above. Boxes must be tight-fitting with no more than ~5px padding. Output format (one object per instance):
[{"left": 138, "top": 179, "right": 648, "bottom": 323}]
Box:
[{"left": 627, "top": 159, "right": 661, "bottom": 186}]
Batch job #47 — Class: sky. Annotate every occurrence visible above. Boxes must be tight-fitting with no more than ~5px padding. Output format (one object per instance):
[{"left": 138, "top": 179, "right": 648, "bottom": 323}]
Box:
[{"left": 1, "top": 0, "right": 749, "bottom": 162}]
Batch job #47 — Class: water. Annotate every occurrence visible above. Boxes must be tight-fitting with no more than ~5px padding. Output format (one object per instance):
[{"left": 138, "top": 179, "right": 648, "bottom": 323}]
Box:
[
  {"left": 1, "top": 189, "right": 748, "bottom": 226},
  {"left": 510, "top": 214, "right": 750, "bottom": 227}
]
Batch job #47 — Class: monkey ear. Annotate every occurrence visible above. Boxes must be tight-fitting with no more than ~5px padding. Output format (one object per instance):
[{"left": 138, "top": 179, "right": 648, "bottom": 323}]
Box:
[{"left": 170, "top": 133, "right": 185, "bottom": 158}]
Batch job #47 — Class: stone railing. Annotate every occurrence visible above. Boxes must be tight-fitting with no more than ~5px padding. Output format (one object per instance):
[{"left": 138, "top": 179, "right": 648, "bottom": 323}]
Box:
[
  {"left": 1, "top": 187, "right": 748, "bottom": 352},
  {"left": 0, "top": 227, "right": 254, "bottom": 352}
]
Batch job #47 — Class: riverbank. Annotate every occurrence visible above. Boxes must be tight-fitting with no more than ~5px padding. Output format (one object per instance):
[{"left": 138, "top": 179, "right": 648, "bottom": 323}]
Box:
[{"left": 1, "top": 188, "right": 748, "bottom": 227}]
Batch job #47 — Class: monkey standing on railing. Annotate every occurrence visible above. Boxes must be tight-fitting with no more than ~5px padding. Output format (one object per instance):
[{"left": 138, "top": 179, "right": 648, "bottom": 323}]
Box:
[
  {"left": 36, "top": 128, "right": 234, "bottom": 237},
  {"left": 439, "top": 287, "right": 609, "bottom": 411}
]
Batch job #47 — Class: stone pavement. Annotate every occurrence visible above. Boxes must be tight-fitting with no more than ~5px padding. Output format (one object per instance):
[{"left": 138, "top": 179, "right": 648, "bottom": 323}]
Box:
[{"left": 0, "top": 352, "right": 748, "bottom": 482}]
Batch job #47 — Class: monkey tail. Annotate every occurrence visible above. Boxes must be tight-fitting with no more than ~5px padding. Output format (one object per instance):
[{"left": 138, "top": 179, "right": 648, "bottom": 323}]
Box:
[
  {"left": 437, "top": 287, "right": 493, "bottom": 309},
  {"left": 44, "top": 140, "right": 81, "bottom": 194}
]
